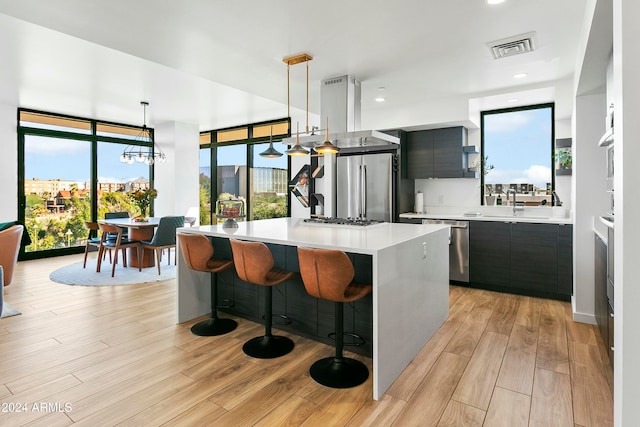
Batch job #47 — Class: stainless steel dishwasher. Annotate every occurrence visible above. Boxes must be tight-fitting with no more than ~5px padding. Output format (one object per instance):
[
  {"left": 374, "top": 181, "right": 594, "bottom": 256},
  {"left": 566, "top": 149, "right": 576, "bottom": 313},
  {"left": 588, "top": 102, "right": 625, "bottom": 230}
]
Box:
[{"left": 422, "top": 219, "right": 469, "bottom": 283}]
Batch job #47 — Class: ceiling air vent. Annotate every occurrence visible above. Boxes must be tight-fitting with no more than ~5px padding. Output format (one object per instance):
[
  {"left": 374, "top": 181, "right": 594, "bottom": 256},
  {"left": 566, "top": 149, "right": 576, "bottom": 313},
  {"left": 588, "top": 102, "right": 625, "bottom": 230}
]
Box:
[{"left": 486, "top": 31, "right": 537, "bottom": 59}]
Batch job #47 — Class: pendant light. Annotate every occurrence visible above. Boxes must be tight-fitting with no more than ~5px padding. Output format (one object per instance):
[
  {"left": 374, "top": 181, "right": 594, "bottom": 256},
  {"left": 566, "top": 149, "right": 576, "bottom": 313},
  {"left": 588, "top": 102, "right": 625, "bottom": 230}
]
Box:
[
  {"left": 284, "top": 122, "right": 310, "bottom": 156},
  {"left": 258, "top": 125, "right": 283, "bottom": 158},
  {"left": 119, "top": 101, "right": 166, "bottom": 165},
  {"left": 282, "top": 53, "right": 320, "bottom": 154},
  {"left": 314, "top": 117, "right": 340, "bottom": 155}
]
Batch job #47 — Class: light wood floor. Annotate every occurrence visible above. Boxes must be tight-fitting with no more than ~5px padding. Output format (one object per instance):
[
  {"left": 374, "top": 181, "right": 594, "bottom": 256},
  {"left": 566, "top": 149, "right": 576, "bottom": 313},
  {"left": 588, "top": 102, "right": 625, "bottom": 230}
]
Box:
[{"left": 1, "top": 254, "right": 613, "bottom": 426}]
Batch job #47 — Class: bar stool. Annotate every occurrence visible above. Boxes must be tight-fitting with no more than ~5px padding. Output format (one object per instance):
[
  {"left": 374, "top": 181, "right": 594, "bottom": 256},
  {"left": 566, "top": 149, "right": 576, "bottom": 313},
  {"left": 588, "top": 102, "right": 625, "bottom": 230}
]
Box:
[
  {"left": 297, "top": 247, "right": 372, "bottom": 388},
  {"left": 229, "top": 239, "right": 296, "bottom": 359},
  {"left": 178, "top": 234, "right": 237, "bottom": 336}
]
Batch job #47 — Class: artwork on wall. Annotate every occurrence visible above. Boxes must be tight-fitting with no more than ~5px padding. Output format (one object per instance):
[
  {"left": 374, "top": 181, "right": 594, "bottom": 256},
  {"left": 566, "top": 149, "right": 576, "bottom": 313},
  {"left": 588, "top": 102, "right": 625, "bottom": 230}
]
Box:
[{"left": 289, "top": 165, "right": 310, "bottom": 207}]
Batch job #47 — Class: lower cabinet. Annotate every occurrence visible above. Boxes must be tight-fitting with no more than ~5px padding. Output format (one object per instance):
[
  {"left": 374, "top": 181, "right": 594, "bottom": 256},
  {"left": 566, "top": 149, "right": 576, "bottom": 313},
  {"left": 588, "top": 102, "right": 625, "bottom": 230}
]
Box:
[
  {"left": 469, "top": 221, "right": 573, "bottom": 300},
  {"left": 594, "top": 233, "right": 614, "bottom": 369},
  {"left": 469, "top": 221, "right": 511, "bottom": 288}
]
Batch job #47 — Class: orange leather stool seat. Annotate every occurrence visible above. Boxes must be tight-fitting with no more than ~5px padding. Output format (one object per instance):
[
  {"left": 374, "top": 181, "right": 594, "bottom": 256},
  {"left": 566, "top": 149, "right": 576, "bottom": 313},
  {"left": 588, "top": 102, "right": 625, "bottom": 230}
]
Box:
[
  {"left": 297, "top": 247, "right": 372, "bottom": 388},
  {"left": 230, "top": 239, "right": 297, "bottom": 359},
  {"left": 178, "top": 234, "right": 237, "bottom": 336}
]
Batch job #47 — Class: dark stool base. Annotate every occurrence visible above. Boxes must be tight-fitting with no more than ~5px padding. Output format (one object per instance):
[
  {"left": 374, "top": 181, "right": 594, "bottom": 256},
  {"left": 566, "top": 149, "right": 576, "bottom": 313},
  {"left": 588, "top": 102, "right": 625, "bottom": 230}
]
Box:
[
  {"left": 243, "top": 335, "right": 294, "bottom": 359},
  {"left": 310, "top": 356, "right": 369, "bottom": 388},
  {"left": 190, "top": 317, "right": 238, "bottom": 336}
]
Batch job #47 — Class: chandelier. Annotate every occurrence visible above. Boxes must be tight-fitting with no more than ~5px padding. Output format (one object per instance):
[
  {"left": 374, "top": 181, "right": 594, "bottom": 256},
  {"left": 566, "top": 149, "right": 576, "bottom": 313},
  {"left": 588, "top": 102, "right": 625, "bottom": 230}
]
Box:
[{"left": 119, "top": 101, "right": 167, "bottom": 165}]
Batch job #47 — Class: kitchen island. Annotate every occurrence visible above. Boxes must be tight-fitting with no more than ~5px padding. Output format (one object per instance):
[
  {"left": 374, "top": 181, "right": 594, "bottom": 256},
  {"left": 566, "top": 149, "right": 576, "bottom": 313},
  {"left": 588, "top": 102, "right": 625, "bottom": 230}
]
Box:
[{"left": 176, "top": 217, "right": 449, "bottom": 400}]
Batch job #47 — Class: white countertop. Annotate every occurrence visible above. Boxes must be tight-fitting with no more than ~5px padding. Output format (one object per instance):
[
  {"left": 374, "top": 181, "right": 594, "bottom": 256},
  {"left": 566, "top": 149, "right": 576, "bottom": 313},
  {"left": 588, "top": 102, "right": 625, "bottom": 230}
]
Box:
[
  {"left": 179, "top": 217, "right": 448, "bottom": 255},
  {"left": 400, "top": 212, "right": 573, "bottom": 225}
]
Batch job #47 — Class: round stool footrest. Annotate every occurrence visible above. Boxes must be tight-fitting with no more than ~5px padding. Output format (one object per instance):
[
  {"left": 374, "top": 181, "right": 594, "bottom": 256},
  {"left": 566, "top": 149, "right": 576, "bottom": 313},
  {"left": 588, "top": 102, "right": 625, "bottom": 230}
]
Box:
[
  {"left": 216, "top": 298, "right": 235, "bottom": 310},
  {"left": 261, "top": 314, "right": 292, "bottom": 326},
  {"left": 309, "top": 356, "right": 369, "bottom": 388},
  {"left": 328, "top": 332, "right": 366, "bottom": 347},
  {"left": 243, "top": 335, "right": 294, "bottom": 359},
  {"left": 191, "top": 317, "right": 237, "bottom": 336}
]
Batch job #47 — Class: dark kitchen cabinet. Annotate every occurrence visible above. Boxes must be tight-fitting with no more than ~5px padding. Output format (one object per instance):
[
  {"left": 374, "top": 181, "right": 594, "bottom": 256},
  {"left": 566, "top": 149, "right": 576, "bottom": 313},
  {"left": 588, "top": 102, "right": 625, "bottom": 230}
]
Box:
[
  {"left": 511, "top": 223, "right": 558, "bottom": 293},
  {"left": 433, "top": 127, "right": 466, "bottom": 178},
  {"left": 594, "top": 233, "right": 611, "bottom": 367},
  {"left": 398, "top": 217, "right": 422, "bottom": 224},
  {"left": 557, "top": 224, "right": 573, "bottom": 296},
  {"left": 470, "top": 221, "right": 572, "bottom": 300},
  {"left": 406, "top": 126, "right": 468, "bottom": 178},
  {"left": 406, "top": 130, "right": 434, "bottom": 178},
  {"left": 469, "top": 221, "right": 511, "bottom": 288}
]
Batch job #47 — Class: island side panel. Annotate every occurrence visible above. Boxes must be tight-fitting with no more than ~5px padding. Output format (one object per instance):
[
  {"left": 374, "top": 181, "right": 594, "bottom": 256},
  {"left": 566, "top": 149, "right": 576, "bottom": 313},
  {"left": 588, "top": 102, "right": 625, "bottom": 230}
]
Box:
[
  {"left": 176, "top": 240, "right": 214, "bottom": 323},
  {"left": 373, "top": 227, "right": 449, "bottom": 399}
]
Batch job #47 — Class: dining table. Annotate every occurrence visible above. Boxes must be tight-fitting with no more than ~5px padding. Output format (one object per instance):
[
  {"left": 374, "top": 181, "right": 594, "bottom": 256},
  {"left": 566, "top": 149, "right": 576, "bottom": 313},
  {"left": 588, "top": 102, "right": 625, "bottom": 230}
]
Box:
[{"left": 98, "top": 217, "right": 160, "bottom": 268}]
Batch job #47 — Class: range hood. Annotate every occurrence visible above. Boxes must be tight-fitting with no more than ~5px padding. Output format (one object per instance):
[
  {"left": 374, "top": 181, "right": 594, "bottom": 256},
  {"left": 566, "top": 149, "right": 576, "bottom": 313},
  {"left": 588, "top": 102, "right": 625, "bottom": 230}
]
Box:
[{"left": 284, "top": 75, "right": 399, "bottom": 148}]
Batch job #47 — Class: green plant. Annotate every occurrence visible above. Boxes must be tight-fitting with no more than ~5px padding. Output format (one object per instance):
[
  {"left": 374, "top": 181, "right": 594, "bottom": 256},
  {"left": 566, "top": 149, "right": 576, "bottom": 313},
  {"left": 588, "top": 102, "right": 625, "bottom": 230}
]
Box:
[
  {"left": 481, "top": 155, "right": 494, "bottom": 176},
  {"left": 554, "top": 149, "right": 572, "bottom": 169}
]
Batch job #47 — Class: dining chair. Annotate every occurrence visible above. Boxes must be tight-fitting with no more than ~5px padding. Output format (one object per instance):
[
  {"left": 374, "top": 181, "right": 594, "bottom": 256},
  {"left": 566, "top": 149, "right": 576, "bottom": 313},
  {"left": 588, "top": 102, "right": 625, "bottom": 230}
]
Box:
[
  {"left": 83, "top": 221, "right": 107, "bottom": 268},
  {"left": 97, "top": 223, "right": 140, "bottom": 277},
  {"left": 139, "top": 216, "right": 185, "bottom": 275},
  {"left": 104, "top": 211, "right": 130, "bottom": 240}
]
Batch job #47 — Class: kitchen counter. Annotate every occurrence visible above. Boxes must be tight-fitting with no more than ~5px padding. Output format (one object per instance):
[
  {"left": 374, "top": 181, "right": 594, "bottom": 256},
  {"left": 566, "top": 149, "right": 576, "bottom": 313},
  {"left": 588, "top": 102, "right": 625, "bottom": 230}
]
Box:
[
  {"left": 400, "top": 211, "right": 573, "bottom": 225},
  {"left": 176, "top": 217, "right": 450, "bottom": 400}
]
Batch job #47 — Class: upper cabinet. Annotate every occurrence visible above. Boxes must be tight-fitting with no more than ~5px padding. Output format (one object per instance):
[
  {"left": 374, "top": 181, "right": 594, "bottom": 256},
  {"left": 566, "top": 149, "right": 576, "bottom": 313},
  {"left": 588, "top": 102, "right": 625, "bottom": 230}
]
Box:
[{"left": 406, "top": 126, "right": 471, "bottom": 178}]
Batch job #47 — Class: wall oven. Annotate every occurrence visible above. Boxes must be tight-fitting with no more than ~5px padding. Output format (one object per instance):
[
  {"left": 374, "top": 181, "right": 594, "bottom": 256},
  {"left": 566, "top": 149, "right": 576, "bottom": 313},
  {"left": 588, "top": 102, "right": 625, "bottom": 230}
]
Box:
[
  {"left": 598, "top": 124, "right": 614, "bottom": 193},
  {"left": 605, "top": 143, "right": 614, "bottom": 192}
]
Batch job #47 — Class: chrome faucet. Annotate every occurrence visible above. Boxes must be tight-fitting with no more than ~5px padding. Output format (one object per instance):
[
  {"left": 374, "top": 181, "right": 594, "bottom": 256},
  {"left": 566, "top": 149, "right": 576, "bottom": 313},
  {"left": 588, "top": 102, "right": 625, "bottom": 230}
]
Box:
[{"left": 506, "top": 189, "right": 524, "bottom": 216}]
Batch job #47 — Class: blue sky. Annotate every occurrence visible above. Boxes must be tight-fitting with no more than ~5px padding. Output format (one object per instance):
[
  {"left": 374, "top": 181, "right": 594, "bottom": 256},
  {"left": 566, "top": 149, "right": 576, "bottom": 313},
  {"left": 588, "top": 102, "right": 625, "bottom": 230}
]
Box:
[
  {"left": 483, "top": 106, "right": 552, "bottom": 188},
  {"left": 25, "top": 134, "right": 286, "bottom": 183},
  {"left": 24, "top": 135, "right": 149, "bottom": 183}
]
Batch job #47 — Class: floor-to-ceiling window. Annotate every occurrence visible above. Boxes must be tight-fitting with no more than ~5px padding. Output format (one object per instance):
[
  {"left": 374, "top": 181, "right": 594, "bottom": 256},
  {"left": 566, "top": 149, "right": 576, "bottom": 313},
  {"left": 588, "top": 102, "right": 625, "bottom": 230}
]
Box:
[
  {"left": 481, "top": 103, "right": 555, "bottom": 206},
  {"left": 199, "top": 119, "right": 290, "bottom": 224},
  {"left": 18, "top": 110, "right": 153, "bottom": 259}
]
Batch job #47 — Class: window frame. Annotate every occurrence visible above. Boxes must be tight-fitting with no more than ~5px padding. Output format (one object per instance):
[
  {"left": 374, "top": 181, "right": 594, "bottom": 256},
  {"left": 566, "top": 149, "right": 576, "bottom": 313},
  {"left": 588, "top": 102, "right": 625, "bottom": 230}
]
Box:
[
  {"left": 480, "top": 103, "right": 555, "bottom": 205},
  {"left": 199, "top": 118, "right": 291, "bottom": 224},
  {"left": 17, "top": 108, "right": 155, "bottom": 260}
]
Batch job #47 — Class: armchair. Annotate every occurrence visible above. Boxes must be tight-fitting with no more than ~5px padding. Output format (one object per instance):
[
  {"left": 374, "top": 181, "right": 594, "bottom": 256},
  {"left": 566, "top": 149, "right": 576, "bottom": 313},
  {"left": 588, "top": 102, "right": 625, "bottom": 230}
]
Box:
[{"left": 0, "top": 224, "right": 23, "bottom": 287}]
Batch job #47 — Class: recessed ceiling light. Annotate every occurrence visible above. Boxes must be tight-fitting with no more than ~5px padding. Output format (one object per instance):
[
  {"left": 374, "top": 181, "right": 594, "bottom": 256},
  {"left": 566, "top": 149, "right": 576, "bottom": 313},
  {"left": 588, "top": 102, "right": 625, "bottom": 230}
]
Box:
[
  {"left": 513, "top": 72, "right": 528, "bottom": 79},
  {"left": 507, "top": 98, "right": 519, "bottom": 103},
  {"left": 487, "top": 0, "right": 505, "bottom": 4},
  {"left": 375, "top": 97, "right": 386, "bottom": 102}
]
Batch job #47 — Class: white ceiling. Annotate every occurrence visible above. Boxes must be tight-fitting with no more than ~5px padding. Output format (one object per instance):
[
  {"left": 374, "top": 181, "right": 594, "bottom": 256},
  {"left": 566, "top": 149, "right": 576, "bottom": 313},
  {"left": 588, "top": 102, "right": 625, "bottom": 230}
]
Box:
[{"left": 0, "top": 0, "right": 589, "bottom": 131}]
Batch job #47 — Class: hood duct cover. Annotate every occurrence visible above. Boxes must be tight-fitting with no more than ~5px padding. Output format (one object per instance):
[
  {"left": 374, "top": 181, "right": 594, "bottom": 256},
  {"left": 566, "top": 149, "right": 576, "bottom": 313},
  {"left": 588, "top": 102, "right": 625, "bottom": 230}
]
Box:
[{"left": 320, "top": 75, "right": 399, "bottom": 147}]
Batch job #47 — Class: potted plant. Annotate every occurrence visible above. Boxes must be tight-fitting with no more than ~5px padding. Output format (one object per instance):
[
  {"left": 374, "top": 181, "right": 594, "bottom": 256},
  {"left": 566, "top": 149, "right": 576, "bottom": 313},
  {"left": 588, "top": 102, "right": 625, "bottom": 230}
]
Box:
[
  {"left": 482, "top": 156, "right": 496, "bottom": 205},
  {"left": 555, "top": 149, "right": 572, "bottom": 170}
]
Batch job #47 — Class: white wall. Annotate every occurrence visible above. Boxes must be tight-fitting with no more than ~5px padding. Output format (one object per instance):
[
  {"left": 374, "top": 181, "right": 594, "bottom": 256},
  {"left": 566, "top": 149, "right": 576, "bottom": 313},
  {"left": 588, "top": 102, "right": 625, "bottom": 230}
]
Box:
[
  {"left": 153, "top": 121, "right": 200, "bottom": 220},
  {"left": 0, "top": 102, "right": 18, "bottom": 222},
  {"left": 572, "top": 93, "right": 608, "bottom": 324},
  {"left": 613, "top": 0, "right": 640, "bottom": 423}
]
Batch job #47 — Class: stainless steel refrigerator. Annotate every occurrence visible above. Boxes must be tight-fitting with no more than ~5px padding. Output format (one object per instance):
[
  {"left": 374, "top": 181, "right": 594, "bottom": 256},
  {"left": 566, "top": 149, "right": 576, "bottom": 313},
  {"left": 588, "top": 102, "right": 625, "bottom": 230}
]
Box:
[{"left": 337, "top": 152, "right": 393, "bottom": 222}]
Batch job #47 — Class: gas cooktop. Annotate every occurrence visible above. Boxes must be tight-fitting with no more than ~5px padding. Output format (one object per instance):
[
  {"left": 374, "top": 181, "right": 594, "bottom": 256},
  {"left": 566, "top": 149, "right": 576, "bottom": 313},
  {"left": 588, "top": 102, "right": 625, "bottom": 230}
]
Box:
[{"left": 302, "top": 217, "right": 385, "bottom": 228}]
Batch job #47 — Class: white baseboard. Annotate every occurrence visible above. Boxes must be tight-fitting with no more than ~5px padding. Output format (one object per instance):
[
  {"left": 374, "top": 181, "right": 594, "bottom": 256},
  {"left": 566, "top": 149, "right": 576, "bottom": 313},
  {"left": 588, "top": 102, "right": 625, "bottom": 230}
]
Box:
[{"left": 572, "top": 295, "right": 596, "bottom": 324}]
